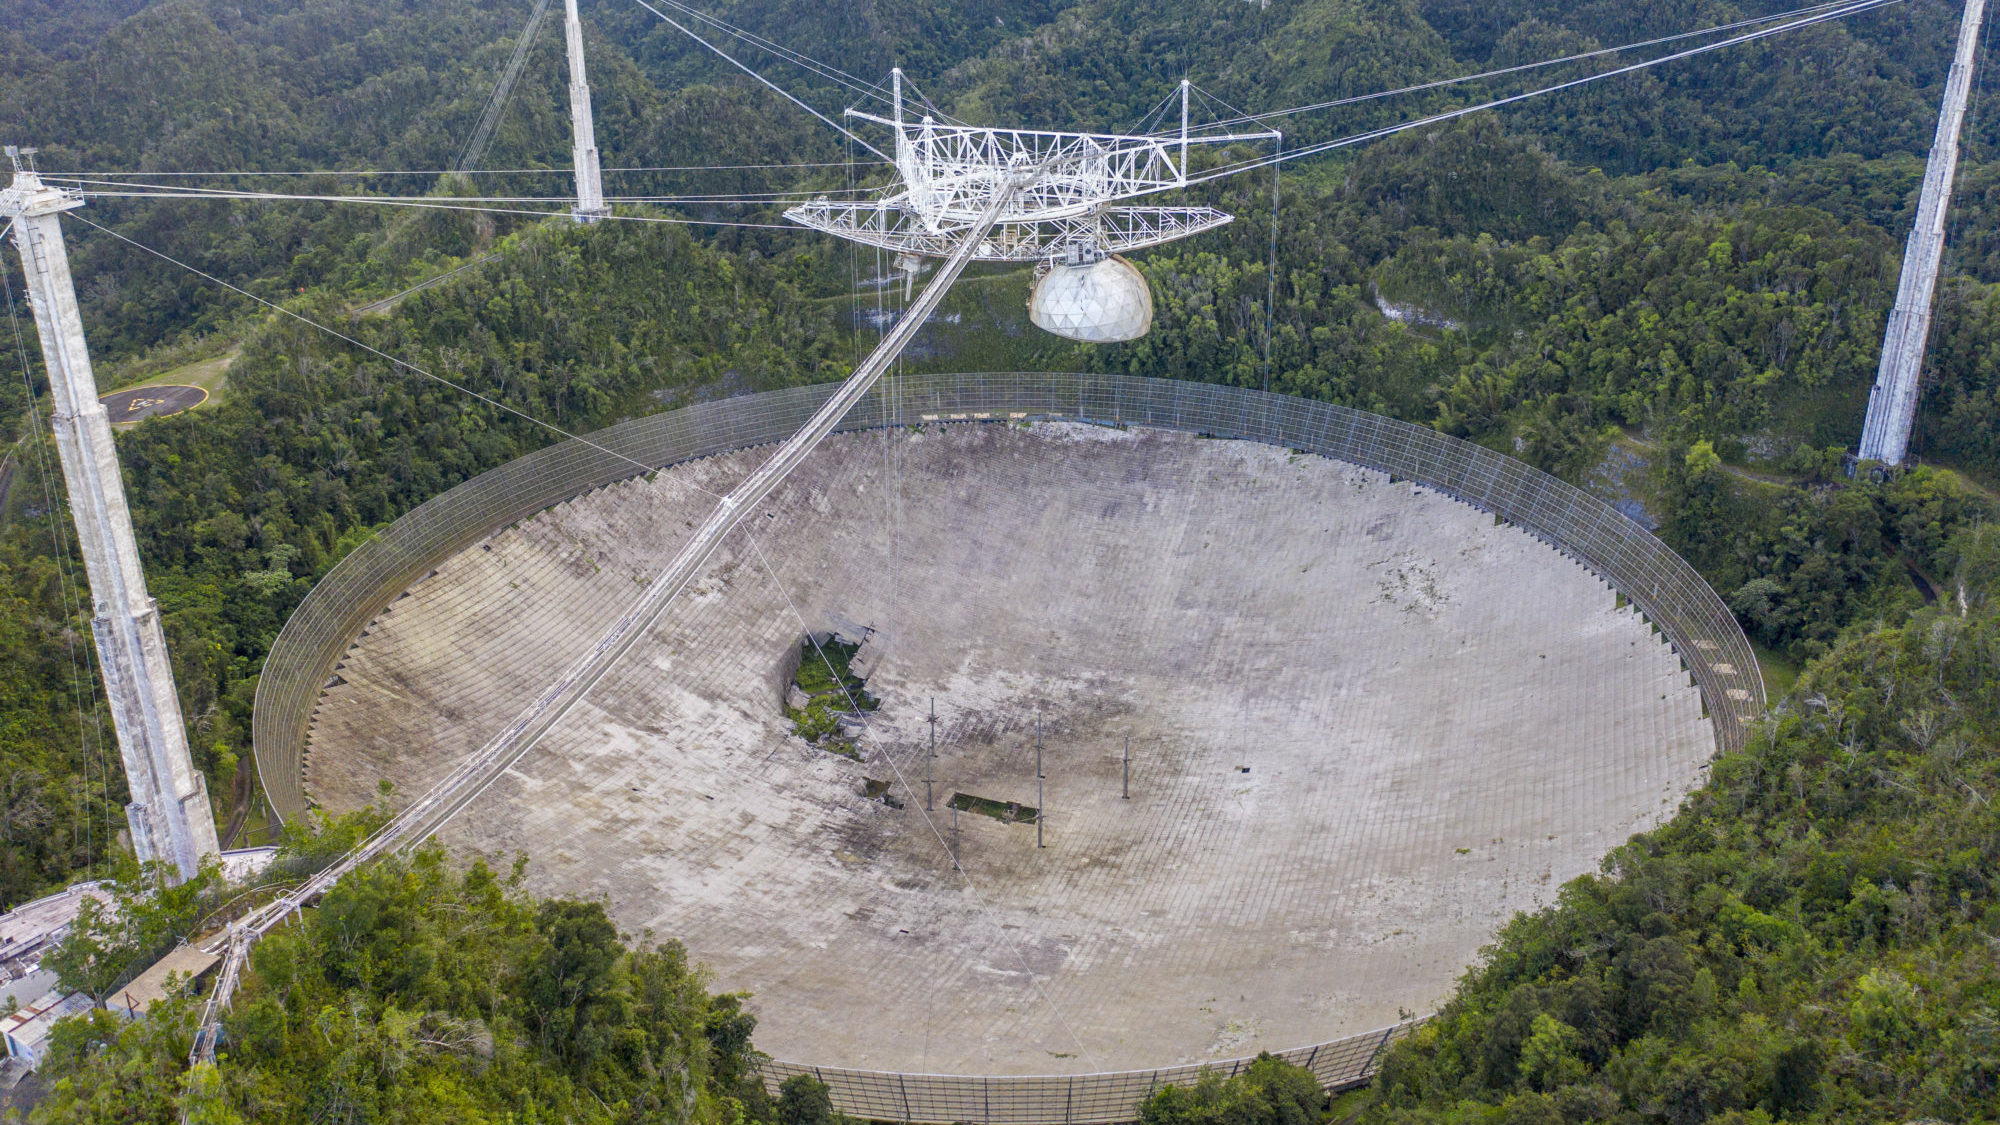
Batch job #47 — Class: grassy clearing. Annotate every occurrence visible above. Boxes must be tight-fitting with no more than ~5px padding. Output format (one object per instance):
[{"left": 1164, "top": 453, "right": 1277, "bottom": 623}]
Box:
[
  {"left": 1750, "top": 638, "right": 1802, "bottom": 702},
  {"left": 108, "top": 347, "right": 238, "bottom": 421},
  {"left": 1930, "top": 463, "right": 2000, "bottom": 505}
]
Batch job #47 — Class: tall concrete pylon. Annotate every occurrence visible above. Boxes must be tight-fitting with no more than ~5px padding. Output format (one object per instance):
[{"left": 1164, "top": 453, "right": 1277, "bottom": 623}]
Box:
[
  {"left": 564, "top": 0, "right": 609, "bottom": 223},
  {"left": 1, "top": 151, "right": 220, "bottom": 881},
  {"left": 1858, "top": 0, "right": 1988, "bottom": 467}
]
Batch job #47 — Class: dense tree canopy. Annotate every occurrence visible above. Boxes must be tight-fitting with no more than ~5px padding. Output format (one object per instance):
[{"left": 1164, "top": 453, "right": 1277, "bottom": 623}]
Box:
[
  {"left": 1358, "top": 528, "right": 2000, "bottom": 1125},
  {"left": 0, "top": 211, "right": 839, "bottom": 905},
  {"left": 34, "top": 831, "right": 780, "bottom": 1124},
  {"left": 3, "top": 1, "right": 2000, "bottom": 1121}
]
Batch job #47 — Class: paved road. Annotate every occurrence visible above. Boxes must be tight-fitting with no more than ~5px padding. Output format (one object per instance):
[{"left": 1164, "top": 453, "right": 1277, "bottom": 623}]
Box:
[{"left": 101, "top": 384, "right": 207, "bottom": 422}]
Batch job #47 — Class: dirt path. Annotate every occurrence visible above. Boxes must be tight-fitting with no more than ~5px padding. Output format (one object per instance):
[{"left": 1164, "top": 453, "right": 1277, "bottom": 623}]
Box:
[
  {"left": 1928, "top": 463, "right": 2000, "bottom": 504},
  {"left": 1616, "top": 429, "right": 1803, "bottom": 488},
  {"left": 219, "top": 758, "right": 255, "bottom": 849},
  {"left": 351, "top": 254, "right": 498, "bottom": 317},
  {"left": 1618, "top": 429, "right": 2000, "bottom": 502}
]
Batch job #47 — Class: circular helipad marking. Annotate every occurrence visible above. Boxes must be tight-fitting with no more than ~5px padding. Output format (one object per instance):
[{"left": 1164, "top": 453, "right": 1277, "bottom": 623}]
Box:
[{"left": 101, "top": 384, "right": 207, "bottom": 422}]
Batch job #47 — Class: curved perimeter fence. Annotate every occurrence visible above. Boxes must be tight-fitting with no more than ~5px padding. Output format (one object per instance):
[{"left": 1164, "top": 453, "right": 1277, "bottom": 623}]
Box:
[
  {"left": 758, "top": 1021, "right": 1418, "bottom": 1125},
  {"left": 253, "top": 372, "right": 1764, "bottom": 1120}
]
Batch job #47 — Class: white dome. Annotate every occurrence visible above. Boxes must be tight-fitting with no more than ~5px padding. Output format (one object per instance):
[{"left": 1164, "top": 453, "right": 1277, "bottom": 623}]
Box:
[{"left": 1028, "top": 256, "right": 1154, "bottom": 343}]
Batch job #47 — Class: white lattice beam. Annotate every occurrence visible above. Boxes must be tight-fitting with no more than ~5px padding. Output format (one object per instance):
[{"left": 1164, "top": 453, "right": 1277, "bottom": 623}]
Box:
[
  {"left": 790, "top": 73, "right": 1275, "bottom": 262},
  {"left": 784, "top": 200, "right": 1235, "bottom": 262}
]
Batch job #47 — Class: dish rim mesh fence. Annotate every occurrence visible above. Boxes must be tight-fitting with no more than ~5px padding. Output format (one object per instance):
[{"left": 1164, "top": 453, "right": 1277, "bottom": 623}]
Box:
[
  {"left": 756, "top": 1021, "right": 1419, "bottom": 1124},
  {"left": 252, "top": 372, "right": 1764, "bottom": 1121}
]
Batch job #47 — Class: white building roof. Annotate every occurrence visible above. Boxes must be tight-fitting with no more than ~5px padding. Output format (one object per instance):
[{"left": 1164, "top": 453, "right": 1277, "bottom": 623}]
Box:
[
  {"left": 3, "top": 990, "right": 91, "bottom": 1064},
  {"left": 219, "top": 846, "right": 278, "bottom": 883},
  {"left": 116, "top": 944, "right": 220, "bottom": 1017},
  {"left": 0, "top": 883, "right": 110, "bottom": 982}
]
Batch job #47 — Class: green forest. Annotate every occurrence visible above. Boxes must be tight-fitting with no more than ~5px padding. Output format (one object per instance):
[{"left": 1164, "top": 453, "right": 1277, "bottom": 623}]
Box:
[
  {"left": 2, "top": 0, "right": 1999, "bottom": 1121},
  {"left": 28, "top": 817, "right": 794, "bottom": 1124}
]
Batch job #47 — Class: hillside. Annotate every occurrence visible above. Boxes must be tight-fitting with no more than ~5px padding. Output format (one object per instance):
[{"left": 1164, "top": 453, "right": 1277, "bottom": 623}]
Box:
[{"left": 2, "top": 1, "right": 1999, "bottom": 1121}]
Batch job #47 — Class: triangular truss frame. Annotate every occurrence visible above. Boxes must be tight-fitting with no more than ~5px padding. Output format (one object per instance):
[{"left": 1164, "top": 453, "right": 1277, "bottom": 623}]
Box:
[{"left": 786, "top": 73, "right": 1278, "bottom": 263}]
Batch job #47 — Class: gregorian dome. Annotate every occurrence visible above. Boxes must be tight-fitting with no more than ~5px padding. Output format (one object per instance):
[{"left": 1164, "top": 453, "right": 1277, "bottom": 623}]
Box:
[{"left": 1028, "top": 255, "right": 1155, "bottom": 342}]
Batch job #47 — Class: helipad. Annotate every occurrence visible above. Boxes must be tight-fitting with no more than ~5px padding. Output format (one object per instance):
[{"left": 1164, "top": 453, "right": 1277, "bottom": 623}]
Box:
[{"left": 100, "top": 383, "right": 206, "bottom": 423}]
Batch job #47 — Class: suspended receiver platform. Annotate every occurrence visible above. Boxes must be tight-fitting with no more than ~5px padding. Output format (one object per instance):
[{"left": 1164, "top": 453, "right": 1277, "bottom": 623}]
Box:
[{"left": 786, "top": 75, "right": 1278, "bottom": 265}]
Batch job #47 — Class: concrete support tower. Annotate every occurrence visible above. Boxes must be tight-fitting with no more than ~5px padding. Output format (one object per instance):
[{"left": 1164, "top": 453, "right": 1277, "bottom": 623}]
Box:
[
  {"left": 563, "top": 0, "right": 609, "bottom": 223},
  {"left": 1, "top": 153, "right": 219, "bottom": 880},
  {"left": 1858, "top": 0, "right": 1988, "bottom": 466}
]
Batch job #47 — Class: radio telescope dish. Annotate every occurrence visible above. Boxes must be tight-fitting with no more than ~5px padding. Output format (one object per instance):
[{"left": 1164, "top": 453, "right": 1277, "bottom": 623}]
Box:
[{"left": 1029, "top": 256, "right": 1154, "bottom": 342}]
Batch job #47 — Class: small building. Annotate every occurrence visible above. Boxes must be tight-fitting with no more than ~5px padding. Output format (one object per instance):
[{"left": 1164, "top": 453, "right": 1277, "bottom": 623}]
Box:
[
  {"left": 0, "top": 969, "right": 58, "bottom": 1015},
  {"left": 0, "top": 882, "right": 112, "bottom": 1071},
  {"left": 219, "top": 846, "right": 278, "bottom": 884},
  {"left": 115, "top": 944, "right": 220, "bottom": 1019},
  {"left": 2, "top": 991, "right": 91, "bottom": 1065},
  {"left": 0, "top": 883, "right": 111, "bottom": 985}
]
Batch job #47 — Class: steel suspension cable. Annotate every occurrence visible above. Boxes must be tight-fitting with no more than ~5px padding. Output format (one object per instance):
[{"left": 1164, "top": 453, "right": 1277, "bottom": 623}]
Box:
[
  {"left": 896, "top": 73, "right": 971, "bottom": 128},
  {"left": 56, "top": 161, "right": 890, "bottom": 178},
  {"left": 2, "top": 223, "right": 114, "bottom": 870},
  {"left": 1169, "top": 0, "right": 1905, "bottom": 191},
  {"left": 1263, "top": 135, "right": 1279, "bottom": 394},
  {"left": 60, "top": 187, "right": 803, "bottom": 230},
  {"left": 1190, "top": 0, "right": 1889, "bottom": 132},
  {"left": 455, "top": 0, "right": 556, "bottom": 175},
  {"left": 627, "top": 0, "right": 892, "bottom": 160},
  {"left": 636, "top": 0, "right": 893, "bottom": 105},
  {"left": 1126, "top": 86, "right": 1181, "bottom": 135},
  {"left": 76, "top": 186, "right": 1094, "bottom": 1057},
  {"left": 737, "top": 529, "right": 1101, "bottom": 1068},
  {"left": 62, "top": 213, "right": 681, "bottom": 477},
  {"left": 49, "top": 176, "right": 873, "bottom": 205},
  {"left": 48, "top": 0, "right": 1891, "bottom": 208}
]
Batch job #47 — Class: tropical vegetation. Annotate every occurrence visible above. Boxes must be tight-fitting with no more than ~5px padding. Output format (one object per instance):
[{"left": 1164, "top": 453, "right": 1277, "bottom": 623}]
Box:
[{"left": 3, "top": 1, "right": 1999, "bottom": 1122}]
